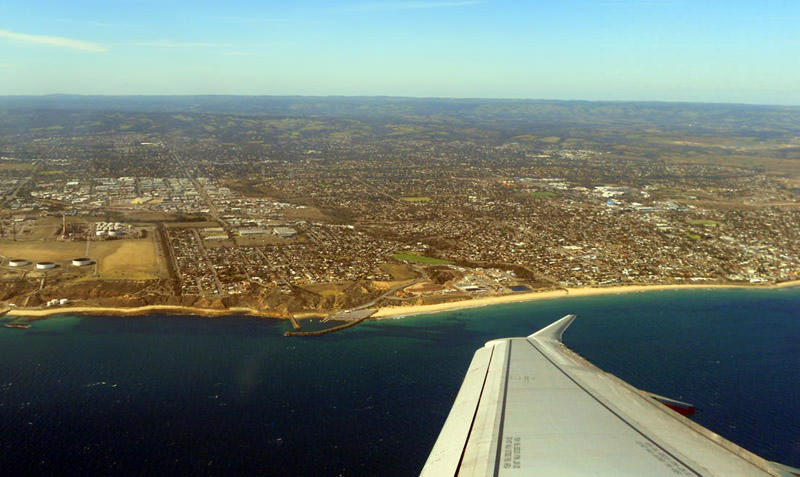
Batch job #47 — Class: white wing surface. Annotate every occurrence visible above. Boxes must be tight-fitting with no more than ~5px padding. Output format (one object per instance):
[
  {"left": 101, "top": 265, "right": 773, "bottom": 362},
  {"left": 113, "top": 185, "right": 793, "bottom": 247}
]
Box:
[{"left": 421, "top": 315, "right": 785, "bottom": 476}]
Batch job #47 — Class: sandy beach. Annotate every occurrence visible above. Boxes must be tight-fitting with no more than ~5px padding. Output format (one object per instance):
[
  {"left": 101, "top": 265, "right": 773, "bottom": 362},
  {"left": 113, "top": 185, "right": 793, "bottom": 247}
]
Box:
[
  {"left": 371, "top": 280, "right": 800, "bottom": 319},
  {"left": 5, "top": 281, "right": 799, "bottom": 321},
  {"left": 6, "top": 304, "right": 280, "bottom": 319}
]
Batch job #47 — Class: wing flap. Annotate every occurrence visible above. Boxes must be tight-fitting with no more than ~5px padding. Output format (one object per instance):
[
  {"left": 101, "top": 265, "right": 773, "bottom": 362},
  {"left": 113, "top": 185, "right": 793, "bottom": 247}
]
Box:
[{"left": 420, "top": 344, "right": 494, "bottom": 476}]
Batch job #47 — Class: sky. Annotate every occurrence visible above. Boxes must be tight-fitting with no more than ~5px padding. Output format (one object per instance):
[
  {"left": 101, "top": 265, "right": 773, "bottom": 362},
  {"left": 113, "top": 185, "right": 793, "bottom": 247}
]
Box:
[{"left": 0, "top": 0, "right": 799, "bottom": 104}]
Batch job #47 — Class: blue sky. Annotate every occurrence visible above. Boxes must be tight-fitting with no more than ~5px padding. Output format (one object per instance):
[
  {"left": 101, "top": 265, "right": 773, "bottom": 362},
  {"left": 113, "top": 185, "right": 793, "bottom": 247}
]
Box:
[{"left": 1, "top": 0, "right": 798, "bottom": 104}]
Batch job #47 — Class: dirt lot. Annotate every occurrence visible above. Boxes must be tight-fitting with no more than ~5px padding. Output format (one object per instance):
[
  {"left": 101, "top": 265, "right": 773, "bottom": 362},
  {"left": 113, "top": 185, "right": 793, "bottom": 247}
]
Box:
[
  {"left": 0, "top": 237, "right": 166, "bottom": 279},
  {"left": 96, "top": 239, "right": 164, "bottom": 279},
  {"left": 379, "top": 263, "right": 417, "bottom": 280},
  {"left": 5, "top": 216, "right": 62, "bottom": 240}
]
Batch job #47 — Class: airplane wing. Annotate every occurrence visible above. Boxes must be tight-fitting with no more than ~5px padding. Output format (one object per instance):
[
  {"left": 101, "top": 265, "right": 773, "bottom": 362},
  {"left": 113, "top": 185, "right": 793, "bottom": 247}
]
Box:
[{"left": 421, "top": 315, "right": 789, "bottom": 476}]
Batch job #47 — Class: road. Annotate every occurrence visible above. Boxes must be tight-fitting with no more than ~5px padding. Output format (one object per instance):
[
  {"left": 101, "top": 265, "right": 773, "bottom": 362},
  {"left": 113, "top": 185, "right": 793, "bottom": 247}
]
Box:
[
  {"left": 323, "top": 276, "right": 425, "bottom": 322},
  {"left": 168, "top": 147, "right": 233, "bottom": 237},
  {"left": 1, "top": 161, "right": 40, "bottom": 207},
  {"left": 191, "top": 228, "right": 225, "bottom": 297}
]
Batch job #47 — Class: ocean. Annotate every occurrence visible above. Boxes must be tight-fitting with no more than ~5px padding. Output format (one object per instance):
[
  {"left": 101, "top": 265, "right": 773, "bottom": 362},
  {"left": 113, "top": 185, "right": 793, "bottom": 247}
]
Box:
[{"left": 1, "top": 287, "right": 798, "bottom": 475}]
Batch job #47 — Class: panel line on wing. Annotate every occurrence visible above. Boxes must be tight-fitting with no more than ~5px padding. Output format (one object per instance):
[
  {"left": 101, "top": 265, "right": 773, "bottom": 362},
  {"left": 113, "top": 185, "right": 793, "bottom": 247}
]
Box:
[
  {"left": 492, "top": 340, "right": 513, "bottom": 477},
  {"left": 455, "top": 343, "right": 496, "bottom": 476}
]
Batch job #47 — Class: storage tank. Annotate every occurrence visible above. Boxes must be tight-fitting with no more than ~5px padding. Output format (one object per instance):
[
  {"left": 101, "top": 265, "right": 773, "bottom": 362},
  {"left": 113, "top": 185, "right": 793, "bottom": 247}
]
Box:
[
  {"left": 8, "top": 258, "right": 30, "bottom": 267},
  {"left": 72, "top": 257, "right": 92, "bottom": 266},
  {"left": 36, "top": 261, "right": 57, "bottom": 270}
]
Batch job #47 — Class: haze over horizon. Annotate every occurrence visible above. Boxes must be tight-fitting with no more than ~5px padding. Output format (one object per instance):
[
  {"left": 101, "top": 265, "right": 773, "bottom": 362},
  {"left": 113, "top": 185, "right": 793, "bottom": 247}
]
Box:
[{"left": 1, "top": 0, "right": 799, "bottom": 105}]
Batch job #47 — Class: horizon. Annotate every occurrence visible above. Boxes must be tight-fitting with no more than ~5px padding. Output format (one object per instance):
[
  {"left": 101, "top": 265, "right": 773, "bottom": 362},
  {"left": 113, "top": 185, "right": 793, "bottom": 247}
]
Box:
[
  {"left": 2, "top": 1, "right": 799, "bottom": 105},
  {"left": 1, "top": 93, "right": 799, "bottom": 109}
]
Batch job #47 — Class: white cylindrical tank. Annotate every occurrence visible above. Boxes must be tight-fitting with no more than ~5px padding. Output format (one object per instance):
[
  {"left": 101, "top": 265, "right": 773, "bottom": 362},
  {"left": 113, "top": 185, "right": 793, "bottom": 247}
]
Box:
[
  {"left": 36, "top": 261, "right": 57, "bottom": 270},
  {"left": 72, "top": 257, "right": 92, "bottom": 266},
  {"left": 8, "top": 258, "right": 30, "bottom": 267}
]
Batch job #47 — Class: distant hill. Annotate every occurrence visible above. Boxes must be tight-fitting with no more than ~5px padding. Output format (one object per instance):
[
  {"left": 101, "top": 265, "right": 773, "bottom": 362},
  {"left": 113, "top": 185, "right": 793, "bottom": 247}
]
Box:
[{"left": 1, "top": 95, "right": 799, "bottom": 133}]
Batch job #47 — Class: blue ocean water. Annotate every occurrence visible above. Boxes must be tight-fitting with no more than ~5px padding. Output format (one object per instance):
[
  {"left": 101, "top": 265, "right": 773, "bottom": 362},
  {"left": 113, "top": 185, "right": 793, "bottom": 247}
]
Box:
[{"left": 0, "top": 287, "right": 798, "bottom": 475}]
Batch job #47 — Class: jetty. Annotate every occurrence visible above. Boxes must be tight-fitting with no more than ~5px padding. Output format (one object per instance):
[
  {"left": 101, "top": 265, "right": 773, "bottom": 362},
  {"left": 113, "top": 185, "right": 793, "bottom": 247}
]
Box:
[
  {"left": 5, "top": 322, "right": 31, "bottom": 329},
  {"left": 288, "top": 315, "right": 302, "bottom": 330},
  {"left": 284, "top": 309, "right": 375, "bottom": 337}
]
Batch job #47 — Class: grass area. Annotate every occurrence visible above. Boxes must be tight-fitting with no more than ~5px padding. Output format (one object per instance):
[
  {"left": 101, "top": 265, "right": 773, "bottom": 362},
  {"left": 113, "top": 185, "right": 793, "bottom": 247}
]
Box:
[
  {"left": 399, "top": 196, "right": 432, "bottom": 203},
  {"left": 379, "top": 263, "right": 417, "bottom": 280},
  {"left": 539, "top": 136, "right": 561, "bottom": 143},
  {"left": 688, "top": 219, "right": 718, "bottom": 227},
  {"left": 392, "top": 252, "right": 453, "bottom": 265},
  {"left": 655, "top": 187, "right": 683, "bottom": 197},
  {"left": 684, "top": 232, "right": 702, "bottom": 241},
  {"left": 530, "top": 191, "right": 557, "bottom": 198},
  {"left": 0, "top": 163, "right": 36, "bottom": 171},
  {"left": 303, "top": 282, "right": 350, "bottom": 296}
]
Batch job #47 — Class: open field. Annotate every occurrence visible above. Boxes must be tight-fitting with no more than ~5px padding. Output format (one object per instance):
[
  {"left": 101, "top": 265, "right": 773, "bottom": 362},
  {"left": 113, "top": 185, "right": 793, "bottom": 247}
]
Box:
[
  {"left": 117, "top": 211, "right": 178, "bottom": 222},
  {"left": 379, "top": 263, "right": 417, "bottom": 280},
  {"left": 1, "top": 240, "right": 86, "bottom": 262},
  {"left": 4, "top": 216, "right": 62, "bottom": 240},
  {"left": 0, "top": 162, "right": 36, "bottom": 171},
  {"left": 0, "top": 238, "right": 165, "bottom": 279},
  {"left": 303, "top": 282, "right": 352, "bottom": 297},
  {"left": 392, "top": 252, "right": 453, "bottom": 265},
  {"left": 282, "top": 206, "right": 327, "bottom": 221},
  {"left": 688, "top": 219, "right": 718, "bottom": 226},
  {"left": 97, "top": 239, "right": 164, "bottom": 279},
  {"left": 399, "top": 196, "right": 432, "bottom": 203}
]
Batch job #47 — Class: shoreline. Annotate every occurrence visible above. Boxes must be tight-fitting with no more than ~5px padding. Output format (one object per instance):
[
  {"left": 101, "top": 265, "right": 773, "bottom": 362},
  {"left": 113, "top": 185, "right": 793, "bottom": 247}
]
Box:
[
  {"left": 371, "top": 280, "right": 800, "bottom": 319},
  {"left": 6, "top": 305, "right": 282, "bottom": 320},
  {"left": 5, "top": 281, "right": 799, "bottom": 321}
]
